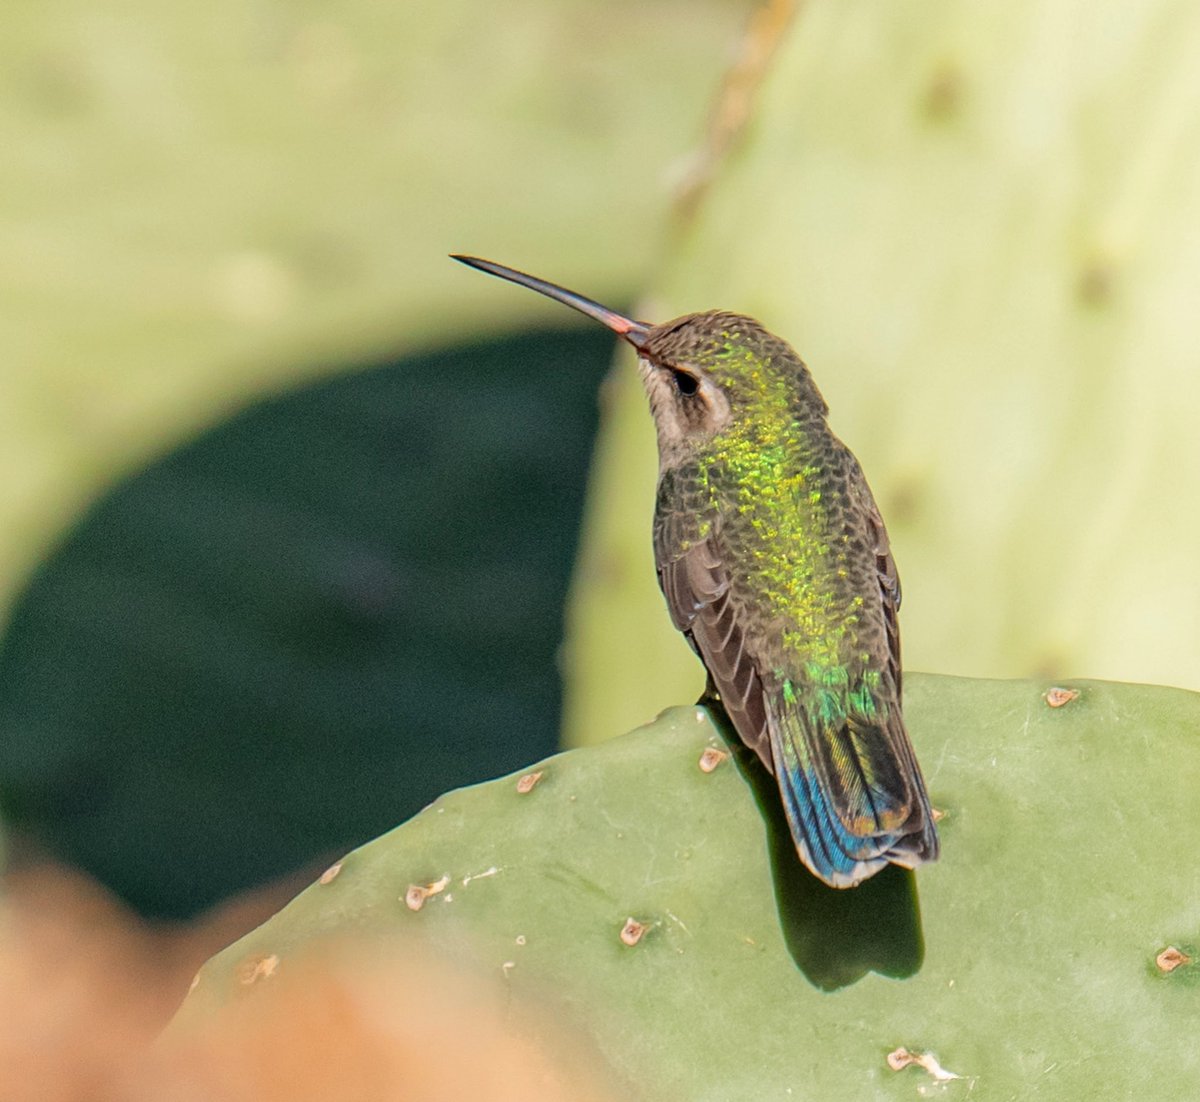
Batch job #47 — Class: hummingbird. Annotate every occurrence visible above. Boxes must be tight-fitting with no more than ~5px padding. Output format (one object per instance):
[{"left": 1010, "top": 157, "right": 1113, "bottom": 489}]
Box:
[{"left": 452, "top": 255, "right": 939, "bottom": 888}]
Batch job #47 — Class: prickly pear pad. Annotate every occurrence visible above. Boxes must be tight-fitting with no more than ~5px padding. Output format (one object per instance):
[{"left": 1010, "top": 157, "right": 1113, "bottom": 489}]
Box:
[{"left": 176, "top": 675, "right": 1200, "bottom": 1100}]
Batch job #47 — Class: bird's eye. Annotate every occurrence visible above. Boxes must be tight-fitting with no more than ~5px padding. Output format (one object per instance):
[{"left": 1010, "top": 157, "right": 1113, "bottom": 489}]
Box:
[{"left": 670, "top": 369, "right": 699, "bottom": 396}]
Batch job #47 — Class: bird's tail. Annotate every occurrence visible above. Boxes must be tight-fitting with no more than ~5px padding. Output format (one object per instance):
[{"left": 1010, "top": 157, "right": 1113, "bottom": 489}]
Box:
[{"left": 770, "top": 699, "right": 938, "bottom": 888}]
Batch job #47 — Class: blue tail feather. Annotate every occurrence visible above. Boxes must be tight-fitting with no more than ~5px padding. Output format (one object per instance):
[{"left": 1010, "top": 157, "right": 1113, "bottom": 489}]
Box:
[{"left": 773, "top": 736, "right": 904, "bottom": 888}]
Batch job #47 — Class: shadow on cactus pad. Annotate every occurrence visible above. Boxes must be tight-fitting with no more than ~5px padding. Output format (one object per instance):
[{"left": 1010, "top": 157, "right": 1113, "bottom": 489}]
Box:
[{"left": 727, "top": 735, "right": 925, "bottom": 990}]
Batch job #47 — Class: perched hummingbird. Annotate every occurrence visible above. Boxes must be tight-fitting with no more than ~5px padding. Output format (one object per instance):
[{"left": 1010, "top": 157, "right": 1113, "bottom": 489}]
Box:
[{"left": 453, "top": 255, "right": 939, "bottom": 888}]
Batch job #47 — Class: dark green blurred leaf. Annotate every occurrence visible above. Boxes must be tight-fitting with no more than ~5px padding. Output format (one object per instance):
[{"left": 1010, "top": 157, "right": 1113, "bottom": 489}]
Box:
[{"left": 0, "top": 325, "right": 615, "bottom": 917}]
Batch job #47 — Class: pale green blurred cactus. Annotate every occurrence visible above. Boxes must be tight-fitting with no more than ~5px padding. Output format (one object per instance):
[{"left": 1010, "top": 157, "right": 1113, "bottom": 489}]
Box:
[
  {"left": 0, "top": 0, "right": 746, "bottom": 630},
  {"left": 564, "top": 0, "right": 1200, "bottom": 746},
  {"left": 176, "top": 674, "right": 1200, "bottom": 1099}
]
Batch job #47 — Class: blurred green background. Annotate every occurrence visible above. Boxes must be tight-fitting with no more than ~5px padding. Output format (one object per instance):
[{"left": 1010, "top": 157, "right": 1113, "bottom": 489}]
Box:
[
  {"left": 5, "top": 0, "right": 1200, "bottom": 919},
  {"left": 565, "top": 0, "right": 1200, "bottom": 743},
  {"left": 0, "top": 0, "right": 755, "bottom": 916}
]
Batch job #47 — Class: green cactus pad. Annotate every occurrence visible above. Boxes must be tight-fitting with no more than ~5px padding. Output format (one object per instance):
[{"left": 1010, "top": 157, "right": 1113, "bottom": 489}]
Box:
[{"left": 175, "top": 674, "right": 1200, "bottom": 1098}]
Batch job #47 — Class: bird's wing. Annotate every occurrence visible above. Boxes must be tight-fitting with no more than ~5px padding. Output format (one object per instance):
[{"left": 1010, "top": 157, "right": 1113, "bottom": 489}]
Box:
[{"left": 653, "top": 475, "right": 773, "bottom": 770}]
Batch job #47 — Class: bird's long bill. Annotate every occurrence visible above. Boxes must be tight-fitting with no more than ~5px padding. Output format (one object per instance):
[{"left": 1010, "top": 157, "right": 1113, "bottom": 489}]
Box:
[{"left": 451, "top": 255, "right": 651, "bottom": 350}]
